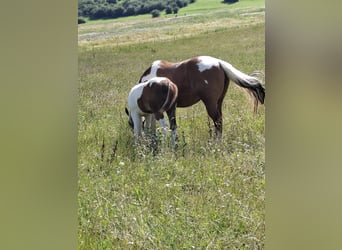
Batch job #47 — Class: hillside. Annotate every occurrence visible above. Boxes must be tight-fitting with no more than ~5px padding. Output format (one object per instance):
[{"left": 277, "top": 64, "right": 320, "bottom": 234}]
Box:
[{"left": 78, "top": 0, "right": 265, "bottom": 47}]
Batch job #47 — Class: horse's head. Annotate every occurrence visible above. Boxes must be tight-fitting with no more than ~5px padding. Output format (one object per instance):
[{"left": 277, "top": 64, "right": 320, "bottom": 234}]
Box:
[
  {"left": 125, "top": 107, "right": 134, "bottom": 129},
  {"left": 125, "top": 107, "right": 146, "bottom": 132}
]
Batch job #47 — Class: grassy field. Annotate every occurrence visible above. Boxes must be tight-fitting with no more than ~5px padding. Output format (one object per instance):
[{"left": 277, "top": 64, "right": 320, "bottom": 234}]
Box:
[
  {"left": 78, "top": 0, "right": 265, "bottom": 249},
  {"left": 78, "top": 0, "right": 265, "bottom": 47}
]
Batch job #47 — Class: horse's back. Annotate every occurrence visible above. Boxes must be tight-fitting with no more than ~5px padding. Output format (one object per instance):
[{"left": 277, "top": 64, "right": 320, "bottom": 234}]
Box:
[
  {"left": 139, "top": 56, "right": 227, "bottom": 107},
  {"left": 133, "top": 77, "right": 176, "bottom": 114}
]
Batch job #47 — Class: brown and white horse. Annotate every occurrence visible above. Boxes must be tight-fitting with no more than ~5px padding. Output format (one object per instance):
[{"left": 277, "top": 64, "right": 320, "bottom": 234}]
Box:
[
  {"left": 139, "top": 56, "right": 265, "bottom": 139},
  {"left": 125, "top": 77, "right": 178, "bottom": 143}
]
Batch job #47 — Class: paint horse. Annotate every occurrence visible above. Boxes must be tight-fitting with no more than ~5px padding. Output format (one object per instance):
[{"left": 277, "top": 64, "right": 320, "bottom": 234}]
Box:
[
  {"left": 139, "top": 56, "right": 265, "bottom": 139},
  {"left": 125, "top": 77, "right": 178, "bottom": 143}
]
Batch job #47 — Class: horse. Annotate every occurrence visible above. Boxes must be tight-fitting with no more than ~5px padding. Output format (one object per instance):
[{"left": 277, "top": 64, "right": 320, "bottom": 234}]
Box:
[
  {"left": 138, "top": 56, "right": 265, "bottom": 139},
  {"left": 125, "top": 76, "right": 178, "bottom": 143}
]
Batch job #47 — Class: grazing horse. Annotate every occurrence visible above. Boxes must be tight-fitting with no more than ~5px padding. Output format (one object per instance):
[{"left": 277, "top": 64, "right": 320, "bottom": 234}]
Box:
[
  {"left": 139, "top": 56, "right": 265, "bottom": 139},
  {"left": 125, "top": 77, "right": 178, "bottom": 143}
]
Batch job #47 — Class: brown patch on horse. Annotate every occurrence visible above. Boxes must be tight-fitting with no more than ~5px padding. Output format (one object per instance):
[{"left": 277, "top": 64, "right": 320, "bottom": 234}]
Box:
[
  {"left": 137, "top": 78, "right": 178, "bottom": 119},
  {"left": 153, "top": 58, "right": 226, "bottom": 108}
]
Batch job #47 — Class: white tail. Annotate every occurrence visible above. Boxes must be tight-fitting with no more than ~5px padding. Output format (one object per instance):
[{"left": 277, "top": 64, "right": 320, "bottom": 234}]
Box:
[{"left": 218, "top": 60, "right": 265, "bottom": 112}]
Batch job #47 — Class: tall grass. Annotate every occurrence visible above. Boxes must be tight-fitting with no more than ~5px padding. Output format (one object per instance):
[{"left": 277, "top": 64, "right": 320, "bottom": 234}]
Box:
[{"left": 78, "top": 11, "right": 265, "bottom": 249}]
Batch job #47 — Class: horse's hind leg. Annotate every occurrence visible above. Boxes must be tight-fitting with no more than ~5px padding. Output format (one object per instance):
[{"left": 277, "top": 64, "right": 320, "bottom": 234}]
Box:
[{"left": 204, "top": 101, "right": 222, "bottom": 140}]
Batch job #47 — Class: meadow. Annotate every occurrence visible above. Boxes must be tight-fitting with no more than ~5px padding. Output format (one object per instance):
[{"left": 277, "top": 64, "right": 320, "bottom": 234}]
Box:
[{"left": 78, "top": 0, "right": 265, "bottom": 248}]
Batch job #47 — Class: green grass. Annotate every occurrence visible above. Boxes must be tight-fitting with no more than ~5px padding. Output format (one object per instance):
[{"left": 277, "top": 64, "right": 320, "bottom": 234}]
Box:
[
  {"left": 178, "top": 0, "right": 264, "bottom": 14},
  {"left": 78, "top": 0, "right": 265, "bottom": 47},
  {"left": 78, "top": 7, "right": 264, "bottom": 48},
  {"left": 78, "top": 3, "right": 265, "bottom": 249}
]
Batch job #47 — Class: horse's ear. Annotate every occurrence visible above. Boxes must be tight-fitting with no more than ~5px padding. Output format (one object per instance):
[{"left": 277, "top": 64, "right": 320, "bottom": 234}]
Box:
[{"left": 125, "top": 107, "right": 129, "bottom": 116}]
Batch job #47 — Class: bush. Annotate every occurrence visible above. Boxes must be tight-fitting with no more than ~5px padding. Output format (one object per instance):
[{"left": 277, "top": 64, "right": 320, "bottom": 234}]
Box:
[
  {"left": 176, "top": 0, "right": 185, "bottom": 8},
  {"left": 89, "top": 6, "right": 106, "bottom": 19},
  {"left": 124, "top": 6, "right": 136, "bottom": 16},
  {"left": 151, "top": 9, "right": 160, "bottom": 18},
  {"left": 106, "top": 6, "right": 124, "bottom": 18},
  {"left": 223, "top": 0, "right": 239, "bottom": 3},
  {"left": 78, "top": 18, "right": 86, "bottom": 24},
  {"left": 165, "top": 6, "right": 172, "bottom": 15}
]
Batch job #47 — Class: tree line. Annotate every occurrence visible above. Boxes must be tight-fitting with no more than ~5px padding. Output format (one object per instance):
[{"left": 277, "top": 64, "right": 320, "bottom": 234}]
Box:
[{"left": 78, "top": 0, "right": 196, "bottom": 21}]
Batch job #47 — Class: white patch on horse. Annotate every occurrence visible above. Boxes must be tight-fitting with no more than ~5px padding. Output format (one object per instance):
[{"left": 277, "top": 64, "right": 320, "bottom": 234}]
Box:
[
  {"left": 197, "top": 56, "right": 219, "bottom": 72},
  {"left": 204, "top": 80, "right": 208, "bottom": 84},
  {"left": 127, "top": 82, "right": 146, "bottom": 115},
  {"left": 148, "top": 76, "right": 168, "bottom": 87},
  {"left": 158, "top": 118, "right": 168, "bottom": 138},
  {"left": 141, "top": 60, "right": 161, "bottom": 83}
]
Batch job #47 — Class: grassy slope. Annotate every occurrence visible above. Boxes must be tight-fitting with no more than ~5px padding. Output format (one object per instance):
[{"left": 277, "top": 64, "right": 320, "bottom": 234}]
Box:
[
  {"left": 80, "top": 0, "right": 264, "bottom": 24},
  {"left": 78, "top": 1, "right": 265, "bottom": 249},
  {"left": 178, "top": 0, "right": 264, "bottom": 14},
  {"left": 78, "top": 0, "right": 265, "bottom": 48}
]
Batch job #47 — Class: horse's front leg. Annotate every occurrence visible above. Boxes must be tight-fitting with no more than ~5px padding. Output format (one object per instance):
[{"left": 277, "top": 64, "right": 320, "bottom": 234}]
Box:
[
  {"left": 155, "top": 112, "right": 168, "bottom": 138},
  {"left": 158, "top": 118, "right": 168, "bottom": 138},
  {"left": 144, "top": 114, "right": 157, "bottom": 136},
  {"left": 166, "top": 104, "right": 178, "bottom": 146},
  {"left": 131, "top": 114, "right": 142, "bottom": 143}
]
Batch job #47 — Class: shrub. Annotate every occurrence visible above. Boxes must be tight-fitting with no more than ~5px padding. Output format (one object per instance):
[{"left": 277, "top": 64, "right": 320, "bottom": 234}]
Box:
[
  {"left": 78, "top": 18, "right": 86, "bottom": 24},
  {"left": 223, "top": 0, "right": 239, "bottom": 3},
  {"left": 165, "top": 6, "right": 172, "bottom": 15},
  {"left": 125, "top": 6, "right": 136, "bottom": 16},
  {"left": 176, "top": 0, "right": 185, "bottom": 8},
  {"left": 89, "top": 6, "right": 106, "bottom": 19},
  {"left": 151, "top": 9, "right": 160, "bottom": 18}
]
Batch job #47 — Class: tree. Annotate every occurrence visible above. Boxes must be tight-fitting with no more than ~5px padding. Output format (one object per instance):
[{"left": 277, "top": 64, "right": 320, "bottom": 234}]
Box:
[{"left": 78, "top": 0, "right": 197, "bottom": 20}]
